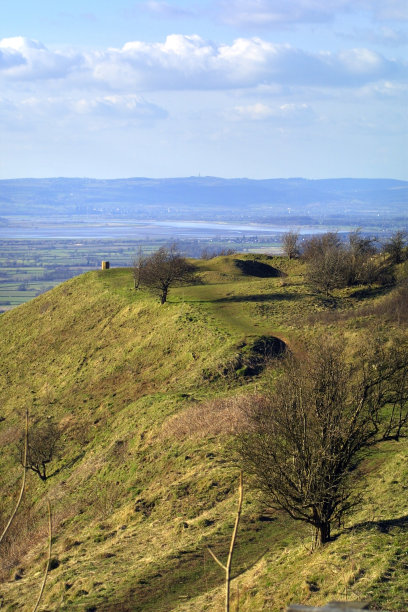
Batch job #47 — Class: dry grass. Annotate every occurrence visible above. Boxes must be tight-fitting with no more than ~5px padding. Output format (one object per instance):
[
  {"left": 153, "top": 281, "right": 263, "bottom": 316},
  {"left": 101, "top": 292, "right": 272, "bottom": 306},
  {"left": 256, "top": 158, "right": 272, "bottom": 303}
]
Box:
[
  {"left": 0, "top": 501, "right": 44, "bottom": 581},
  {"left": 367, "top": 283, "right": 408, "bottom": 324},
  {"left": 160, "top": 395, "right": 255, "bottom": 441},
  {"left": 0, "top": 425, "right": 20, "bottom": 447},
  {"left": 1, "top": 259, "right": 408, "bottom": 611},
  {"left": 306, "top": 282, "right": 408, "bottom": 328}
]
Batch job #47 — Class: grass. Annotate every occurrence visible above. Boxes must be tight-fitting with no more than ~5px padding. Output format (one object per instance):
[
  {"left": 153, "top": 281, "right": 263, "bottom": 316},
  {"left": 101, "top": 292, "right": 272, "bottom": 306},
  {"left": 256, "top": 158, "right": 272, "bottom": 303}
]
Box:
[
  {"left": 0, "top": 253, "right": 407, "bottom": 610},
  {"left": 0, "top": 238, "right": 281, "bottom": 312}
]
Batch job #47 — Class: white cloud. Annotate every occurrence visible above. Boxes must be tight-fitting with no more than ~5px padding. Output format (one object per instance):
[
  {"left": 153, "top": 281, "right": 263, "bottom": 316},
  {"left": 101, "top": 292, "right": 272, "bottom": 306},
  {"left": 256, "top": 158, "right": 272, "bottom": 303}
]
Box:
[
  {"left": 0, "top": 47, "right": 26, "bottom": 70},
  {"left": 72, "top": 95, "right": 167, "bottom": 119},
  {"left": 0, "top": 35, "right": 405, "bottom": 95},
  {"left": 90, "top": 35, "right": 405, "bottom": 90},
  {"left": 370, "top": 26, "right": 408, "bottom": 45},
  {"left": 0, "top": 94, "right": 167, "bottom": 127},
  {"left": 357, "top": 80, "right": 408, "bottom": 99},
  {"left": 0, "top": 36, "right": 83, "bottom": 80},
  {"left": 230, "top": 102, "right": 314, "bottom": 122}
]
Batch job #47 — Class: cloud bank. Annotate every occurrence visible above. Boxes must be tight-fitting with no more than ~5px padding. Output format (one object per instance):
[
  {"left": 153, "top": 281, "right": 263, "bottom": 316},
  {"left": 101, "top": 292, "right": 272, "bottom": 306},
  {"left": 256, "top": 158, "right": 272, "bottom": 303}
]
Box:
[{"left": 0, "top": 35, "right": 405, "bottom": 91}]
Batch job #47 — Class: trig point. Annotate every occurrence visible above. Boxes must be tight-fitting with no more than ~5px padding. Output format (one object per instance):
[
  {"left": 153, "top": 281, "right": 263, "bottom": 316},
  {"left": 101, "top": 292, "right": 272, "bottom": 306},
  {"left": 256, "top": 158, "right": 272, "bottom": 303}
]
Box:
[{"left": 101, "top": 261, "right": 110, "bottom": 270}]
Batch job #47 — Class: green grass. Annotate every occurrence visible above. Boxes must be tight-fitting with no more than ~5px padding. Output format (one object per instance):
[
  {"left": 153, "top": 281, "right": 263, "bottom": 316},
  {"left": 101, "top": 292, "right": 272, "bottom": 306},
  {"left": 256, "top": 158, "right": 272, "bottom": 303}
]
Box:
[
  {"left": 0, "top": 254, "right": 407, "bottom": 611},
  {"left": 0, "top": 238, "right": 281, "bottom": 312}
]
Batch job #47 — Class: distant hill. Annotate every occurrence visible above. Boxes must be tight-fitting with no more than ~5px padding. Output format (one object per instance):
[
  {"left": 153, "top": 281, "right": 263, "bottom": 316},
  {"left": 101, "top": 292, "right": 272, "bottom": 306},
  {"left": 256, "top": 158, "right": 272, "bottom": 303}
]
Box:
[{"left": 0, "top": 177, "right": 407, "bottom": 224}]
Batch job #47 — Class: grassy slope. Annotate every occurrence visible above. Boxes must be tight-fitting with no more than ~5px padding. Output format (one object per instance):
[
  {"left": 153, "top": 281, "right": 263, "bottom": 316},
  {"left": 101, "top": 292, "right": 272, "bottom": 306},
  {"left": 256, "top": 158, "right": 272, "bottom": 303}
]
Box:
[{"left": 0, "top": 254, "right": 407, "bottom": 611}]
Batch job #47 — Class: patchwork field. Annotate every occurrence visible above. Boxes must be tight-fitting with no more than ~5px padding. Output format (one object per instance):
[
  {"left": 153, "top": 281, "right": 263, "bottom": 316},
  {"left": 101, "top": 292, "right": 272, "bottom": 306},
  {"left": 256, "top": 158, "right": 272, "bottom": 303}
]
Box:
[{"left": 0, "top": 237, "right": 282, "bottom": 312}]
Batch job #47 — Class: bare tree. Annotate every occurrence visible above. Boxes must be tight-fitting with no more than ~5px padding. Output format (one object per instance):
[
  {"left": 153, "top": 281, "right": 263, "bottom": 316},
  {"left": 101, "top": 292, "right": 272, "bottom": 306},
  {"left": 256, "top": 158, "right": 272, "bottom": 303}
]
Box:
[
  {"left": 302, "top": 232, "right": 341, "bottom": 262},
  {"left": 19, "top": 420, "right": 62, "bottom": 481},
  {"left": 207, "top": 471, "right": 243, "bottom": 612},
  {"left": 236, "top": 335, "right": 408, "bottom": 547},
  {"left": 306, "top": 246, "right": 347, "bottom": 296},
  {"left": 302, "top": 233, "right": 347, "bottom": 296},
  {"left": 282, "top": 231, "right": 300, "bottom": 260},
  {"left": 346, "top": 229, "right": 378, "bottom": 285},
  {"left": 348, "top": 229, "right": 377, "bottom": 258},
  {"left": 383, "top": 231, "right": 407, "bottom": 265},
  {"left": 200, "top": 247, "right": 236, "bottom": 259},
  {"left": 132, "top": 246, "right": 146, "bottom": 290},
  {"left": 303, "top": 231, "right": 384, "bottom": 295},
  {"left": 138, "top": 245, "right": 196, "bottom": 304}
]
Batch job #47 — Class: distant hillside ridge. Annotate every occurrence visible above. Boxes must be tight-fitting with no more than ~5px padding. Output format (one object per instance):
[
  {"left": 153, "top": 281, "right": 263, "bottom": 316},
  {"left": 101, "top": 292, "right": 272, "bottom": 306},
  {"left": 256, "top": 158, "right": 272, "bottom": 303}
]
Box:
[{"left": 0, "top": 177, "right": 407, "bottom": 222}]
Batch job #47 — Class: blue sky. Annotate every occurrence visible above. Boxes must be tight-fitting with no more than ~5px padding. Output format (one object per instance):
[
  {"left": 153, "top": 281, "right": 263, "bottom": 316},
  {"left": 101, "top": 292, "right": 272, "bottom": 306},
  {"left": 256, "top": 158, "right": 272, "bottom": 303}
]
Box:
[{"left": 1, "top": 0, "right": 407, "bottom": 179}]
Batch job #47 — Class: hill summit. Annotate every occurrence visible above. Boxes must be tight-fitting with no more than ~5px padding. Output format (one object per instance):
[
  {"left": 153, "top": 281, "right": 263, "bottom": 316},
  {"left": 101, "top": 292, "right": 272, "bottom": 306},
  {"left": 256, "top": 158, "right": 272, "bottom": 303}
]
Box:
[{"left": 0, "top": 254, "right": 407, "bottom": 611}]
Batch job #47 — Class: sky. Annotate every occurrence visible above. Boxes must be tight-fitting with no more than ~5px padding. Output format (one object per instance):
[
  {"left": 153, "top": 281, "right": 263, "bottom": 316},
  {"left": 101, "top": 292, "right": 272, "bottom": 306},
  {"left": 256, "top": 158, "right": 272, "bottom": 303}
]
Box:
[{"left": 1, "top": 0, "right": 407, "bottom": 179}]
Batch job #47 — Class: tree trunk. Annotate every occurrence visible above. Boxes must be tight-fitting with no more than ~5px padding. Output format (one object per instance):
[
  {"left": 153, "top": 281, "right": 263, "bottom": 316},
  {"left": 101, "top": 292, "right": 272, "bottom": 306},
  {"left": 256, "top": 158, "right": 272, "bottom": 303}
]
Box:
[
  {"left": 160, "top": 287, "right": 168, "bottom": 304},
  {"left": 316, "top": 521, "right": 331, "bottom": 546}
]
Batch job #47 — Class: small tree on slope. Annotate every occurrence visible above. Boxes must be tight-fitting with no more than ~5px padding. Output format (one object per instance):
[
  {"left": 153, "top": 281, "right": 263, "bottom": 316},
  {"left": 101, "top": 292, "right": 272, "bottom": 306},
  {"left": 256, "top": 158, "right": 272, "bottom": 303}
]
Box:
[
  {"left": 138, "top": 245, "right": 196, "bottom": 304},
  {"left": 236, "top": 335, "right": 408, "bottom": 547}
]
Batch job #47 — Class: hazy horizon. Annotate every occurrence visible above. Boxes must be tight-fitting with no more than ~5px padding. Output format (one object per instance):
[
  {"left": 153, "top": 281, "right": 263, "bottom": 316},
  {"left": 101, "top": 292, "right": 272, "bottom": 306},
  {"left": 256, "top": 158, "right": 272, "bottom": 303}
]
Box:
[
  {"left": 1, "top": 175, "right": 407, "bottom": 182},
  {"left": 1, "top": 1, "right": 407, "bottom": 181}
]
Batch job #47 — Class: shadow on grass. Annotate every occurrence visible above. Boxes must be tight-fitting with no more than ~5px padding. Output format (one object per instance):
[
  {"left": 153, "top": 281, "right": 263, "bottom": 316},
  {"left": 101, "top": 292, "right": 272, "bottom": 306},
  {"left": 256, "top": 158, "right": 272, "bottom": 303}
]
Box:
[
  {"left": 233, "top": 259, "right": 286, "bottom": 279},
  {"left": 213, "top": 293, "right": 298, "bottom": 303},
  {"left": 349, "top": 284, "right": 395, "bottom": 300},
  {"left": 176, "top": 292, "right": 298, "bottom": 305},
  {"left": 99, "top": 518, "right": 286, "bottom": 612},
  {"left": 343, "top": 514, "right": 408, "bottom": 536},
  {"left": 47, "top": 452, "right": 85, "bottom": 480}
]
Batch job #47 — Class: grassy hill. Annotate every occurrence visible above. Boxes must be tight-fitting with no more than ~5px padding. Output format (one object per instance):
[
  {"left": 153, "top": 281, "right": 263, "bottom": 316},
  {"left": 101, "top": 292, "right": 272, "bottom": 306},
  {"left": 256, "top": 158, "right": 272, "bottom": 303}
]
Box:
[{"left": 0, "top": 254, "right": 407, "bottom": 611}]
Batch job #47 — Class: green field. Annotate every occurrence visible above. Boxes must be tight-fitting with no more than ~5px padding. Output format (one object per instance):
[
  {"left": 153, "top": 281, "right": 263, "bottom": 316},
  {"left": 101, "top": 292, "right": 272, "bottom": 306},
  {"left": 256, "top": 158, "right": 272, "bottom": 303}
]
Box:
[
  {"left": 0, "top": 237, "right": 282, "bottom": 312},
  {"left": 0, "top": 238, "right": 280, "bottom": 313},
  {"left": 0, "top": 254, "right": 407, "bottom": 611}
]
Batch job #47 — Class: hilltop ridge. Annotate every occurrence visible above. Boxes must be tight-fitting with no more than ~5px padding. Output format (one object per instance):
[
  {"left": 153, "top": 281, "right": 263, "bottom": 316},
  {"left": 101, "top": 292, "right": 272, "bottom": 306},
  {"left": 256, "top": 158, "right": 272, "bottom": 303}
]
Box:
[{"left": 0, "top": 254, "right": 407, "bottom": 611}]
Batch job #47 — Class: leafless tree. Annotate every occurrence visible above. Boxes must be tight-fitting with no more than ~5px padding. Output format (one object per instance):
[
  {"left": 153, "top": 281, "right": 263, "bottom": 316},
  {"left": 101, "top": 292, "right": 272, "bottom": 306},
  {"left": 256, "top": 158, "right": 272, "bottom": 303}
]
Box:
[
  {"left": 236, "top": 335, "right": 408, "bottom": 547},
  {"left": 348, "top": 229, "right": 377, "bottom": 258},
  {"left": 302, "top": 232, "right": 341, "bottom": 262},
  {"left": 132, "top": 246, "right": 146, "bottom": 290},
  {"left": 383, "top": 230, "right": 407, "bottom": 265},
  {"left": 19, "top": 420, "right": 62, "bottom": 481},
  {"left": 303, "top": 231, "right": 385, "bottom": 295},
  {"left": 138, "top": 245, "right": 196, "bottom": 304},
  {"left": 208, "top": 471, "right": 243, "bottom": 612},
  {"left": 345, "top": 229, "right": 378, "bottom": 285},
  {"left": 306, "top": 246, "right": 347, "bottom": 296},
  {"left": 282, "top": 231, "right": 300, "bottom": 260},
  {"left": 200, "top": 246, "right": 236, "bottom": 259}
]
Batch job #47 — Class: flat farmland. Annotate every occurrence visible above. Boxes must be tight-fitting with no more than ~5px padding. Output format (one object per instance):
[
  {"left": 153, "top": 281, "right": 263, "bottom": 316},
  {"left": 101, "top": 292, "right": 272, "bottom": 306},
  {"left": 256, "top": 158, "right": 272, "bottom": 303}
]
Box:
[
  {"left": 0, "top": 235, "right": 279, "bottom": 311},
  {"left": 0, "top": 239, "right": 152, "bottom": 312}
]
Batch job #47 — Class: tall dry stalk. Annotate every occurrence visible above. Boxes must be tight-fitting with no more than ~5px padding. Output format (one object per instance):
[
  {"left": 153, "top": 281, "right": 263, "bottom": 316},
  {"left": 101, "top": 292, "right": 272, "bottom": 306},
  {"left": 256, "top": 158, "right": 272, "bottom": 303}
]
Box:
[
  {"left": 0, "top": 407, "right": 29, "bottom": 546},
  {"left": 208, "top": 471, "right": 243, "bottom": 612},
  {"left": 32, "top": 500, "right": 52, "bottom": 612}
]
